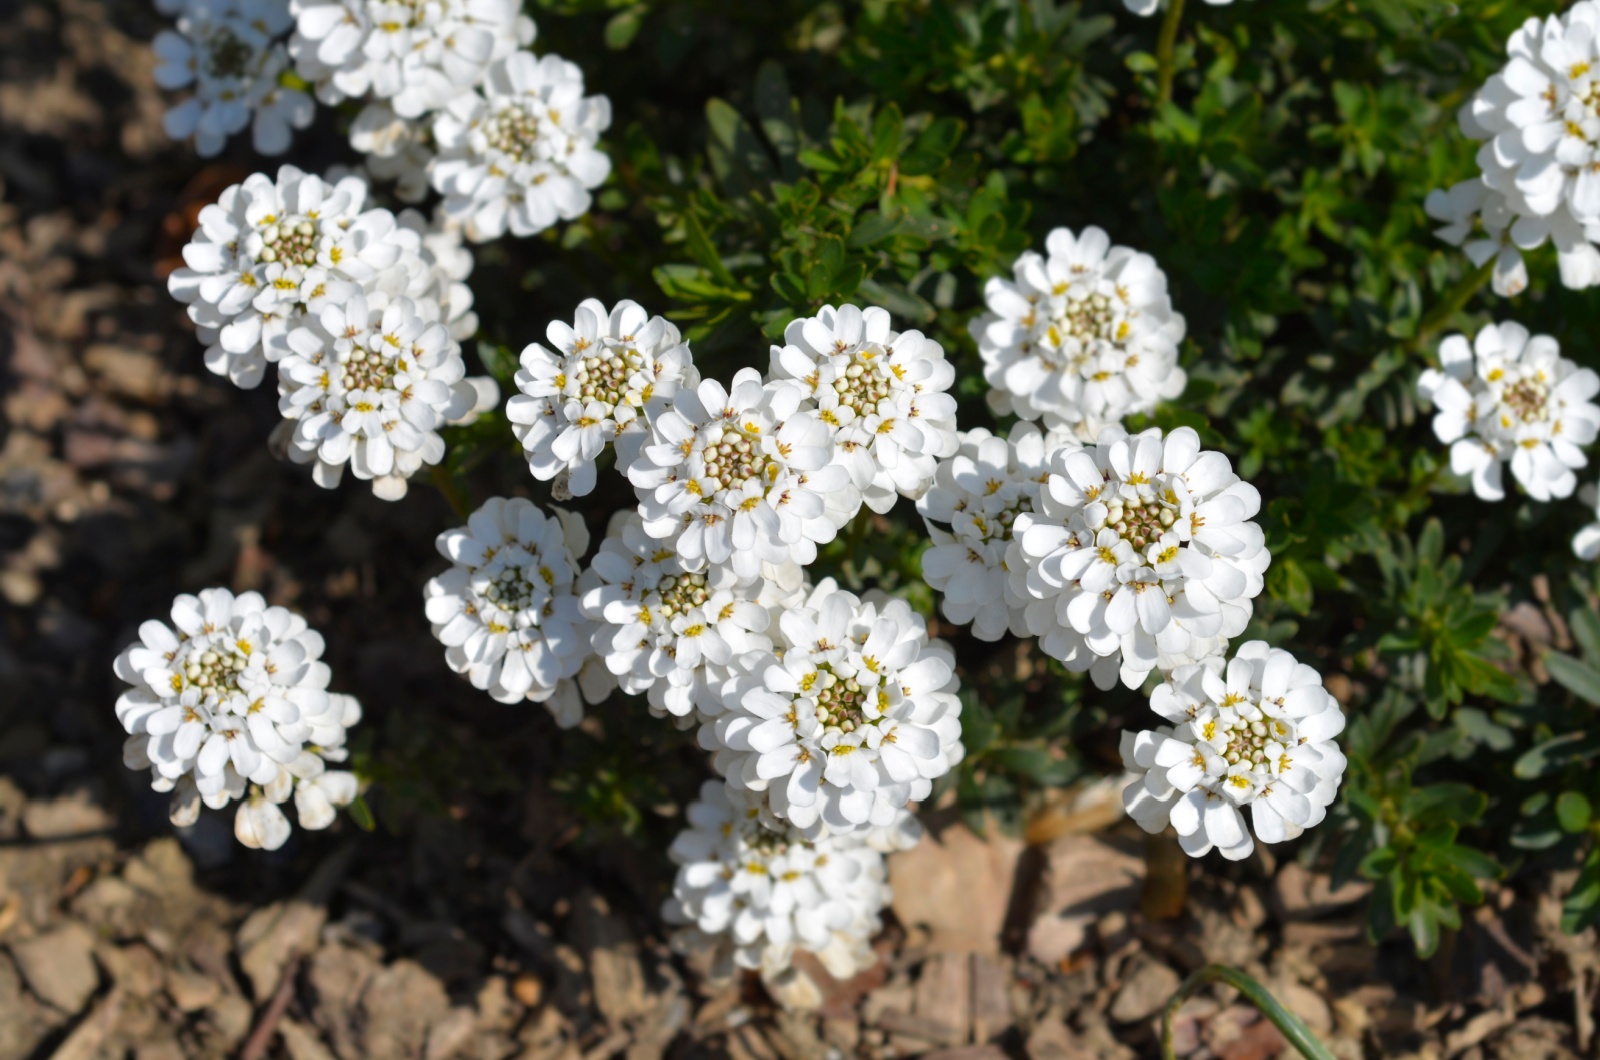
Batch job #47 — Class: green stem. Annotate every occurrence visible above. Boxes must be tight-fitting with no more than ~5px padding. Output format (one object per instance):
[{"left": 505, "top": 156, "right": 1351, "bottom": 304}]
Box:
[
  {"left": 1155, "top": 0, "right": 1188, "bottom": 106},
  {"left": 1161, "top": 965, "right": 1337, "bottom": 1060},
  {"left": 1410, "top": 257, "right": 1495, "bottom": 354},
  {"left": 429, "top": 465, "right": 471, "bottom": 519}
]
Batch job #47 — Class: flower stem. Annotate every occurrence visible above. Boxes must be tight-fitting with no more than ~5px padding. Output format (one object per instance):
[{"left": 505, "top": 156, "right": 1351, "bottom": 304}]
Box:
[
  {"left": 1410, "top": 257, "right": 1495, "bottom": 354},
  {"left": 1155, "top": 0, "right": 1188, "bottom": 106},
  {"left": 1160, "top": 964, "right": 1338, "bottom": 1060},
  {"left": 429, "top": 465, "right": 471, "bottom": 519}
]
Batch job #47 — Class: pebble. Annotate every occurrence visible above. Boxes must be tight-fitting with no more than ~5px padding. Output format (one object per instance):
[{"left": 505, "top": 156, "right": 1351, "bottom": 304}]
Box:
[{"left": 10, "top": 921, "right": 99, "bottom": 1013}]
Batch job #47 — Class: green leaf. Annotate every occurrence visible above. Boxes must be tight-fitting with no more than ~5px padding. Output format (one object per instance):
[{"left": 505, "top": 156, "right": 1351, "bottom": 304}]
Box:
[
  {"left": 1407, "top": 902, "right": 1441, "bottom": 958},
  {"left": 348, "top": 794, "right": 376, "bottom": 833},
  {"left": 1558, "top": 791, "right": 1593, "bottom": 834},
  {"left": 603, "top": 5, "right": 647, "bottom": 50},
  {"left": 1572, "top": 606, "right": 1600, "bottom": 666},
  {"left": 680, "top": 208, "right": 739, "bottom": 287},
  {"left": 1515, "top": 731, "right": 1600, "bottom": 779},
  {"left": 871, "top": 104, "right": 904, "bottom": 163},
  {"left": 1547, "top": 650, "right": 1600, "bottom": 706}
]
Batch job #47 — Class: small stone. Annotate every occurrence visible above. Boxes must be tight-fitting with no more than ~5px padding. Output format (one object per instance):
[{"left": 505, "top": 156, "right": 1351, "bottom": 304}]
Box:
[
  {"left": 919, "top": 1047, "right": 1007, "bottom": 1060},
  {"left": 166, "top": 969, "right": 221, "bottom": 1012},
  {"left": 1027, "top": 834, "right": 1145, "bottom": 965},
  {"left": 208, "top": 993, "right": 254, "bottom": 1049},
  {"left": 21, "top": 789, "right": 113, "bottom": 839},
  {"left": 911, "top": 953, "right": 971, "bottom": 1044},
  {"left": 1109, "top": 959, "right": 1181, "bottom": 1024},
  {"left": 359, "top": 959, "right": 450, "bottom": 1059},
  {"left": 236, "top": 900, "right": 327, "bottom": 999},
  {"left": 761, "top": 965, "right": 823, "bottom": 1012},
  {"left": 1270, "top": 980, "right": 1332, "bottom": 1037},
  {"left": 278, "top": 1017, "right": 338, "bottom": 1060},
  {"left": 425, "top": 1006, "right": 478, "bottom": 1059},
  {"left": 122, "top": 838, "right": 196, "bottom": 898},
  {"left": 821, "top": 1017, "right": 860, "bottom": 1053},
  {"left": 889, "top": 824, "right": 1022, "bottom": 955},
  {"left": 10, "top": 921, "right": 98, "bottom": 1012},
  {"left": 135, "top": 1039, "right": 186, "bottom": 1060},
  {"left": 70, "top": 876, "right": 139, "bottom": 936},
  {"left": 97, "top": 942, "right": 164, "bottom": 998},
  {"left": 1270, "top": 863, "right": 1370, "bottom": 921}
]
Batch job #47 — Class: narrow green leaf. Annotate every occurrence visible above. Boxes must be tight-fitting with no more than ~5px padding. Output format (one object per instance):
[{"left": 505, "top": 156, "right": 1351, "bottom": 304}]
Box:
[
  {"left": 1546, "top": 651, "right": 1600, "bottom": 706},
  {"left": 348, "top": 794, "right": 376, "bottom": 832}
]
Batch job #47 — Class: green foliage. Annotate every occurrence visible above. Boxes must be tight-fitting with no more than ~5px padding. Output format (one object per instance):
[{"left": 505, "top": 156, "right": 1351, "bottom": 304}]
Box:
[{"left": 408, "top": 0, "right": 1600, "bottom": 962}]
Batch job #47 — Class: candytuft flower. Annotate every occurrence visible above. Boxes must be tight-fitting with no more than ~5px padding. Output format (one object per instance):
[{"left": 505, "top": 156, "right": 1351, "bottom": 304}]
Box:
[
  {"left": 154, "top": 0, "right": 313, "bottom": 158},
  {"left": 114, "top": 588, "right": 362, "bottom": 850},
  {"left": 664, "top": 780, "right": 895, "bottom": 980},
  {"left": 916, "top": 424, "right": 1056, "bottom": 641},
  {"left": 769, "top": 304, "right": 958, "bottom": 514},
  {"left": 628, "top": 368, "right": 853, "bottom": 583},
  {"left": 278, "top": 290, "right": 488, "bottom": 499},
  {"left": 431, "top": 51, "right": 611, "bottom": 242},
  {"left": 1418, "top": 321, "right": 1600, "bottom": 502},
  {"left": 508, "top": 299, "right": 698, "bottom": 498},
  {"left": 1010, "top": 425, "right": 1269, "bottom": 690},
  {"left": 1443, "top": 5, "right": 1600, "bottom": 291},
  {"left": 580, "top": 511, "right": 777, "bottom": 723},
  {"left": 425, "top": 497, "right": 605, "bottom": 721},
  {"left": 971, "top": 226, "right": 1186, "bottom": 438},
  {"left": 288, "top": 0, "right": 533, "bottom": 119},
  {"left": 1120, "top": 641, "right": 1347, "bottom": 860},
  {"left": 710, "top": 581, "right": 964, "bottom": 838},
  {"left": 165, "top": 165, "right": 425, "bottom": 388}
]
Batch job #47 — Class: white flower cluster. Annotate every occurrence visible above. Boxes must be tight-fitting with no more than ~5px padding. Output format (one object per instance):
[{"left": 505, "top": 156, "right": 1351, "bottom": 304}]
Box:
[
  {"left": 1431, "top": 2, "right": 1600, "bottom": 295},
  {"left": 969, "top": 226, "right": 1186, "bottom": 441},
  {"left": 425, "top": 496, "right": 612, "bottom": 724},
  {"left": 710, "top": 580, "right": 965, "bottom": 839},
  {"left": 628, "top": 367, "right": 852, "bottom": 582},
  {"left": 115, "top": 588, "right": 362, "bottom": 851},
  {"left": 431, "top": 52, "right": 612, "bottom": 242},
  {"left": 664, "top": 781, "right": 904, "bottom": 981},
  {"left": 277, "top": 291, "right": 484, "bottom": 499},
  {"left": 1121, "top": 641, "right": 1346, "bottom": 861},
  {"left": 167, "top": 166, "right": 496, "bottom": 498},
  {"left": 152, "top": 0, "right": 313, "bottom": 157},
  {"left": 1010, "top": 425, "right": 1269, "bottom": 691},
  {"left": 1418, "top": 321, "right": 1600, "bottom": 503},
  {"left": 289, "top": 0, "right": 612, "bottom": 242},
  {"left": 578, "top": 511, "right": 787, "bottom": 725},
  {"left": 288, "top": 0, "right": 532, "bottom": 117},
  {"left": 769, "top": 304, "right": 959, "bottom": 513},
  {"left": 489, "top": 299, "right": 972, "bottom": 971},
  {"left": 509, "top": 300, "right": 699, "bottom": 499}
]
